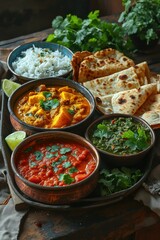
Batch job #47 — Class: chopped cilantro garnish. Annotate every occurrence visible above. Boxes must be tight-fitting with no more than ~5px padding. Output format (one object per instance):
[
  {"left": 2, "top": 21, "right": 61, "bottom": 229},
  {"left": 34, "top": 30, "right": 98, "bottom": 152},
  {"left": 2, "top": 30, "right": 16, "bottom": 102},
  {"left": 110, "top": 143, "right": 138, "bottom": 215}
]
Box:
[
  {"left": 43, "top": 91, "right": 52, "bottom": 99},
  {"left": 68, "top": 109, "right": 75, "bottom": 115},
  {"left": 60, "top": 147, "right": 71, "bottom": 154},
  {"left": 69, "top": 167, "right": 78, "bottom": 173},
  {"left": 53, "top": 166, "right": 59, "bottom": 173},
  {"left": 46, "top": 152, "right": 55, "bottom": 159},
  {"left": 59, "top": 173, "right": 74, "bottom": 184},
  {"left": 46, "top": 145, "right": 60, "bottom": 152},
  {"left": 34, "top": 151, "right": 43, "bottom": 161},
  {"left": 63, "top": 161, "right": 72, "bottom": 168},
  {"left": 29, "top": 161, "right": 37, "bottom": 167},
  {"left": 59, "top": 155, "right": 68, "bottom": 161},
  {"left": 40, "top": 98, "right": 60, "bottom": 110},
  {"left": 71, "top": 150, "right": 78, "bottom": 157}
]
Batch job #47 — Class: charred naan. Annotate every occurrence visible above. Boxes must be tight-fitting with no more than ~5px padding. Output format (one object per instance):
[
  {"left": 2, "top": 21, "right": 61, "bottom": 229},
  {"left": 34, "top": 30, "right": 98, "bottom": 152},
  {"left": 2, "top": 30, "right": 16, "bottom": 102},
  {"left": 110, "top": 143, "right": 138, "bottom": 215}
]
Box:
[
  {"left": 83, "top": 62, "right": 150, "bottom": 97},
  {"left": 96, "top": 83, "right": 158, "bottom": 115},
  {"left": 71, "top": 48, "right": 135, "bottom": 82}
]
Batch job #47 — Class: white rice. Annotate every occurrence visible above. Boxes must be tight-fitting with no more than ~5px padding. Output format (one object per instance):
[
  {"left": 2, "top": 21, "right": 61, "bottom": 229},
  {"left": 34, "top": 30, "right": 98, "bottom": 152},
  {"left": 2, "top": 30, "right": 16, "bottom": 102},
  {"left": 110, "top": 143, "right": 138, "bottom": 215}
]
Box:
[{"left": 12, "top": 45, "right": 72, "bottom": 79}]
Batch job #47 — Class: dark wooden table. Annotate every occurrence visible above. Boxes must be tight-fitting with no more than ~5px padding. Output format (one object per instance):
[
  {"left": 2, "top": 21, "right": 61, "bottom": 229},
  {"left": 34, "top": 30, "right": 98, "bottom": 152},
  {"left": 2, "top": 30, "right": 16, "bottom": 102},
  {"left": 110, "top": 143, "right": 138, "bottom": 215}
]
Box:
[{"left": 1, "top": 28, "right": 160, "bottom": 240}]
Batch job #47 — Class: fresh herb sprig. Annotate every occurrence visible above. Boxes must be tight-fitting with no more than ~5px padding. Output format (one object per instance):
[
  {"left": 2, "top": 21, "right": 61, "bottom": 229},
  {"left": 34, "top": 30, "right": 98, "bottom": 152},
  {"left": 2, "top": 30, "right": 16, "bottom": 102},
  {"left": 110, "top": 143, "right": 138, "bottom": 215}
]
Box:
[
  {"left": 118, "top": 0, "right": 160, "bottom": 45},
  {"left": 46, "top": 10, "right": 134, "bottom": 54},
  {"left": 99, "top": 167, "right": 143, "bottom": 196}
]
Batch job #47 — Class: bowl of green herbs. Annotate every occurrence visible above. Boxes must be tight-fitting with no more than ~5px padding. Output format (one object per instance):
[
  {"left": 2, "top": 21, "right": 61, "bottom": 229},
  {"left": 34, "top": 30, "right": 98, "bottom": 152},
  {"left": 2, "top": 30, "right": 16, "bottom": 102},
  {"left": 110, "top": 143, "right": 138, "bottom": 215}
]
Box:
[{"left": 85, "top": 113, "right": 155, "bottom": 167}]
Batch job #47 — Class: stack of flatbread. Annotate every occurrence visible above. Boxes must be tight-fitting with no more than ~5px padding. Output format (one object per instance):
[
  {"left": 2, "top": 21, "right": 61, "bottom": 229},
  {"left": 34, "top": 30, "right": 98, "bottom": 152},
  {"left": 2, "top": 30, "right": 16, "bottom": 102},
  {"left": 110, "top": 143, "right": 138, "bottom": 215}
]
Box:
[
  {"left": 71, "top": 48, "right": 160, "bottom": 127},
  {"left": 71, "top": 48, "right": 135, "bottom": 83},
  {"left": 84, "top": 63, "right": 160, "bottom": 127},
  {"left": 83, "top": 62, "right": 151, "bottom": 96}
]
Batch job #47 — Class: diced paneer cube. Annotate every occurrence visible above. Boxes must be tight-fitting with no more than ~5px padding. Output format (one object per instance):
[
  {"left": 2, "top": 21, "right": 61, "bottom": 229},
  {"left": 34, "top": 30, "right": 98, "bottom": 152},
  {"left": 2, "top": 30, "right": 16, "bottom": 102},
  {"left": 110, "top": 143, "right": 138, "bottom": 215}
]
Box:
[
  {"left": 28, "top": 93, "right": 45, "bottom": 105},
  {"left": 60, "top": 91, "right": 76, "bottom": 101},
  {"left": 51, "top": 107, "right": 73, "bottom": 128},
  {"left": 36, "top": 108, "right": 46, "bottom": 116}
]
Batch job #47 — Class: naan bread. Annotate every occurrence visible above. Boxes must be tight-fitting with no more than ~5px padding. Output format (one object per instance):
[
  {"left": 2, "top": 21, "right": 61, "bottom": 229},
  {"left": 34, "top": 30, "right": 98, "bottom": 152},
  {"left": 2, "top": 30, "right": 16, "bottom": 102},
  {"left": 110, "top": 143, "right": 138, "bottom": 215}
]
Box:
[
  {"left": 133, "top": 61, "right": 151, "bottom": 85},
  {"left": 112, "top": 83, "right": 157, "bottom": 115},
  {"left": 83, "top": 62, "right": 150, "bottom": 97},
  {"left": 96, "top": 83, "right": 158, "bottom": 115},
  {"left": 138, "top": 111, "right": 160, "bottom": 127},
  {"left": 135, "top": 94, "right": 160, "bottom": 126},
  {"left": 71, "top": 48, "right": 135, "bottom": 82},
  {"left": 71, "top": 51, "right": 92, "bottom": 82}
]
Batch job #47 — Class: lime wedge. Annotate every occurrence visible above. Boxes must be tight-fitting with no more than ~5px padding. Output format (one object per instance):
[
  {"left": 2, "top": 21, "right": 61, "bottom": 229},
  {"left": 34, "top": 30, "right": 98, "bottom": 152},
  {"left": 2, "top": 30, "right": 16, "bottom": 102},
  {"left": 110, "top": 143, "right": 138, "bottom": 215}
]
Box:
[
  {"left": 5, "top": 131, "right": 26, "bottom": 151},
  {"left": 2, "top": 79, "right": 21, "bottom": 97}
]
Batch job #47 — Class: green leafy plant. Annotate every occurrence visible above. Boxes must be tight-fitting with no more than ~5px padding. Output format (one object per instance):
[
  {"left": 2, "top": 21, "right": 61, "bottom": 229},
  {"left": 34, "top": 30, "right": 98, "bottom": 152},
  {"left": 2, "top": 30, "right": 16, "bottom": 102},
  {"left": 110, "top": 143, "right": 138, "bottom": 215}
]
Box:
[
  {"left": 118, "top": 0, "right": 160, "bottom": 45},
  {"left": 46, "top": 10, "right": 134, "bottom": 54},
  {"left": 98, "top": 167, "right": 143, "bottom": 196}
]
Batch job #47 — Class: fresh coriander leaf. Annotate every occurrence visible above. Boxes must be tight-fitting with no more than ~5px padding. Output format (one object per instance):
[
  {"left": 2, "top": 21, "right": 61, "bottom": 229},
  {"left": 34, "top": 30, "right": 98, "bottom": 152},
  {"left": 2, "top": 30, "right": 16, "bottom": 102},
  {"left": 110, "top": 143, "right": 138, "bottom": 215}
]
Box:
[
  {"left": 122, "top": 130, "right": 134, "bottom": 139},
  {"left": 59, "top": 173, "right": 74, "bottom": 184},
  {"left": 69, "top": 167, "right": 78, "bottom": 173},
  {"left": 46, "top": 152, "right": 55, "bottom": 159},
  {"left": 71, "top": 150, "right": 78, "bottom": 157},
  {"left": 29, "top": 161, "right": 37, "bottom": 167},
  {"left": 43, "top": 91, "right": 52, "bottom": 99},
  {"left": 68, "top": 109, "right": 75, "bottom": 115},
  {"left": 63, "top": 161, "right": 71, "bottom": 168},
  {"left": 46, "top": 145, "right": 60, "bottom": 152},
  {"left": 60, "top": 147, "right": 72, "bottom": 154},
  {"left": 59, "top": 155, "right": 68, "bottom": 161},
  {"left": 34, "top": 151, "right": 43, "bottom": 161},
  {"left": 40, "top": 98, "right": 60, "bottom": 110}
]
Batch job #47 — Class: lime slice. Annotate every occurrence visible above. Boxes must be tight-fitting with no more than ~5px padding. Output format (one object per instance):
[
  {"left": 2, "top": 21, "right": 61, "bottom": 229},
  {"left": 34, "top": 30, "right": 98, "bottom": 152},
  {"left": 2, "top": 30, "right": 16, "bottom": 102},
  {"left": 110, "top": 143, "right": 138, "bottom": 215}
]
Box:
[
  {"left": 5, "top": 131, "right": 26, "bottom": 151},
  {"left": 2, "top": 79, "right": 21, "bottom": 97}
]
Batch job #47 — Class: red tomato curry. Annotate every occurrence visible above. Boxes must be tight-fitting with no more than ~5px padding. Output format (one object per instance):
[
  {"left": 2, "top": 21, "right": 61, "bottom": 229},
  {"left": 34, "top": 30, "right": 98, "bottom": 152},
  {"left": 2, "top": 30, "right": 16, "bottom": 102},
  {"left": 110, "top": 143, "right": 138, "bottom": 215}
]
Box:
[
  {"left": 14, "top": 84, "right": 91, "bottom": 128},
  {"left": 17, "top": 139, "right": 96, "bottom": 187}
]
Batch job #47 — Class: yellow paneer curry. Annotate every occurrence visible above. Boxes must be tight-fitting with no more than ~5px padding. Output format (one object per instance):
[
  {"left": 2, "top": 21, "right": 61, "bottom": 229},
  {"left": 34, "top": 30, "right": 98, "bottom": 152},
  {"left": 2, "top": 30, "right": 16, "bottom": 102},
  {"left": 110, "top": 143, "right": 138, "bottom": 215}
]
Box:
[{"left": 14, "top": 84, "right": 91, "bottom": 128}]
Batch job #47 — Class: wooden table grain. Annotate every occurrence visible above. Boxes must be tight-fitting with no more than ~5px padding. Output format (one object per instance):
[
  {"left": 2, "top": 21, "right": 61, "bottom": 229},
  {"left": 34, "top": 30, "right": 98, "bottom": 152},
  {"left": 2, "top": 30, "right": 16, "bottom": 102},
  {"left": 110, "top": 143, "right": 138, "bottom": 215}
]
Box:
[{"left": 1, "top": 28, "right": 160, "bottom": 240}]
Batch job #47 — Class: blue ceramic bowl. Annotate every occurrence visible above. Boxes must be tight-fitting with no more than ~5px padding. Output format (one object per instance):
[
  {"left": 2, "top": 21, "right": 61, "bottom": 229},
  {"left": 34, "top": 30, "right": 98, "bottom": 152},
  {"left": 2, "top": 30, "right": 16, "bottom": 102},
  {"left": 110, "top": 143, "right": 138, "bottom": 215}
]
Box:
[{"left": 7, "top": 41, "right": 73, "bottom": 83}]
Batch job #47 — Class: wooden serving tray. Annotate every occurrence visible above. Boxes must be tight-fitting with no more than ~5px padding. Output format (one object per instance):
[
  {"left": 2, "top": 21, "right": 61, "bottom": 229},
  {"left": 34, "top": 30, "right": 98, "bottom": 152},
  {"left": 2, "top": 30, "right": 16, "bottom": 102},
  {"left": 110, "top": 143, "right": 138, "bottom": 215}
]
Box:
[{"left": 0, "top": 90, "right": 154, "bottom": 210}]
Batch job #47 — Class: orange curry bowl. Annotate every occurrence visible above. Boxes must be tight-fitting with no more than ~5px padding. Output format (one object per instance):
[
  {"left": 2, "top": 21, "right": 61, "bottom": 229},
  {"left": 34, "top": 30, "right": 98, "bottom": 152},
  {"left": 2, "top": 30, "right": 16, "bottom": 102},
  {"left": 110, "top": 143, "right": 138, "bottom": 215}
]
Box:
[
  {"left": 8, "top": 77, "right": 95, "bottom": 135},
  {"left": 11, "top": 131, "right": 100, "bottom": 204}
]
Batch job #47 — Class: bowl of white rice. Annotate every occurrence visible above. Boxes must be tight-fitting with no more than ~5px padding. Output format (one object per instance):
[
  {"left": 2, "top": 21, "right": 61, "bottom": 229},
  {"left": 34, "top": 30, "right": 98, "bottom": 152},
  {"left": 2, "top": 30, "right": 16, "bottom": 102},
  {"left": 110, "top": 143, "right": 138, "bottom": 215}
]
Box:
[{"left": 7, "top": 41, "right": 73, "bottom": 82}]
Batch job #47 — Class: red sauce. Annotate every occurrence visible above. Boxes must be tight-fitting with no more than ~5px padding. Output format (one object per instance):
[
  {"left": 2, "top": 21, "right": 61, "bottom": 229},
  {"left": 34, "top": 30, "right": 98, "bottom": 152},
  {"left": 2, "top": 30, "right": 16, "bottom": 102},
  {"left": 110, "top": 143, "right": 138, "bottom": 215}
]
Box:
[{"left": 17, "top": 139, "right": 96, "bottom": 187}]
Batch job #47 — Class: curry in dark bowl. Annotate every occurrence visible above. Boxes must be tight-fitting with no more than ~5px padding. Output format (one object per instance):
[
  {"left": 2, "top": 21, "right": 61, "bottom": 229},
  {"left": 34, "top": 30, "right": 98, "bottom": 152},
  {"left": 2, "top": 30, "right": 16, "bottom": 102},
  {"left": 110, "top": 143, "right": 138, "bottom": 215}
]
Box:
[
  {"left": 85, "top": 114, "right": 155, "bottom": 167},
  {"left": 8, "top": 78, "right": 95, "bottom": 135}
]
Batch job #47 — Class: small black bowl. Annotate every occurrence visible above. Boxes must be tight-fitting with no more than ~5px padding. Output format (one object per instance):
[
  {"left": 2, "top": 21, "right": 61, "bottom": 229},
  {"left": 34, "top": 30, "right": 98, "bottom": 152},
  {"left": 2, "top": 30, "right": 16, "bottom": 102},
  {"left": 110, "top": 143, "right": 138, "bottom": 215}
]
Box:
[{"left": 85, "top": 113, "right": 155, "bottom": 167}]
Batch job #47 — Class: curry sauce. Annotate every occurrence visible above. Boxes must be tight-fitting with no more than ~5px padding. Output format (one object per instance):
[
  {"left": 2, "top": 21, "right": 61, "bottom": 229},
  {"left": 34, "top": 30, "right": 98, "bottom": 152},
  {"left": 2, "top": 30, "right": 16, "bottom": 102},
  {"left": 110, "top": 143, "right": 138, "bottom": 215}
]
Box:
[{"left": 14, "top": 84, "right": 91, "bottom": 128}]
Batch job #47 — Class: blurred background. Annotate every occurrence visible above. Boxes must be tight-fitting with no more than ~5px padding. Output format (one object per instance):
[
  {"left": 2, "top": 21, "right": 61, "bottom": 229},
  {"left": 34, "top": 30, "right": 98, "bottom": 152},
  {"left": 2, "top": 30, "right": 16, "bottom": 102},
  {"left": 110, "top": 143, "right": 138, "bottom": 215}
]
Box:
[{"left": 0, "top": 0, "right": 123, "bottom": 41}]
